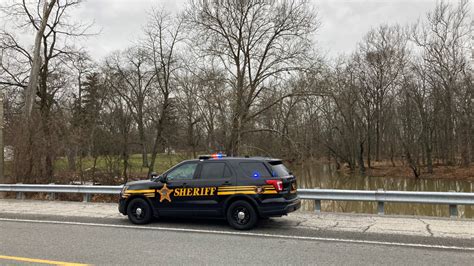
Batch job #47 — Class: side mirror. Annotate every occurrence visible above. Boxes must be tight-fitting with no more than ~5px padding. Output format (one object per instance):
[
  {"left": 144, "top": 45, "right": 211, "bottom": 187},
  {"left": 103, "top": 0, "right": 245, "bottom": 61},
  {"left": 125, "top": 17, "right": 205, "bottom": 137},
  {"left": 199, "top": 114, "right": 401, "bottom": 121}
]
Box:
[
  {"left": 149, "top": 172, "right": 159, "bottom": 181},
  {"left": 157, "top": 175, "right": 167, "bottom": 183}
]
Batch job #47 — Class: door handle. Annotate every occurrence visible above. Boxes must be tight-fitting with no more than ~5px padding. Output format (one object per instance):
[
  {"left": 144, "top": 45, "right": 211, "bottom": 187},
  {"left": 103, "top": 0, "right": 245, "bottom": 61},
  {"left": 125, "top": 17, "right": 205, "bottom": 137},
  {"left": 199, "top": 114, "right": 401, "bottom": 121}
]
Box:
[
  {"left": 221, "top": 181, "right": 231, "bottom": 185},
  {"left": 182, "top": 183, "right": 188, "bottom": 188}
]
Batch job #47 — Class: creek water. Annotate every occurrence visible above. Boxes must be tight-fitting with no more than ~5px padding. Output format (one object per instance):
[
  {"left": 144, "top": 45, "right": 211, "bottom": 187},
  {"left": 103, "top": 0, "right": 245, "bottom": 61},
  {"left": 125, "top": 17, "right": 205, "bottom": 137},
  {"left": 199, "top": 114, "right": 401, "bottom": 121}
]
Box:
[{"left": 291, "top": 161, "right": 474, "bottom": 218}]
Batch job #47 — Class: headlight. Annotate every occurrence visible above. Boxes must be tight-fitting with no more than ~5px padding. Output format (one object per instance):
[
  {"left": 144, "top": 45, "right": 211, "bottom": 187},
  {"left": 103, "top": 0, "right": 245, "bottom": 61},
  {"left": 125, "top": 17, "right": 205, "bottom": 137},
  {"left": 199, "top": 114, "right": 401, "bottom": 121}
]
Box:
[{"left": 121, "top": 185, "right": 129, "bottom": 194}]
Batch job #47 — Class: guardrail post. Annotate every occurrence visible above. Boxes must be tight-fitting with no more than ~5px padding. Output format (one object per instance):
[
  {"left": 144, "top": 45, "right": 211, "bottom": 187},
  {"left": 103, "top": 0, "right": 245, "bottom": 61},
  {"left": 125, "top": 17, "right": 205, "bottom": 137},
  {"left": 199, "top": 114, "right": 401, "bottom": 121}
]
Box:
[
  {"left": 377, "top": 202, "right": 384, "bottom": 215},
  {"left": 16, "top": 183, "right": 24, "bottom": 200},
  {"left": 315, "top": 200, "right": 321, "bottom": 214},
  {"left": 449, "top": 204, "right": 458, "bottom": 218},
  {"left": 48, "top": 183, "right": 55, "bottom": 200},
  {"left": 16, "top": 191, "right": 24, "bottom": 200},
  {"left": 448, "top": 190, "right": 458, "bottom": 218},
  {"left": 377, "top": 189, "right": 384, "bottom": 215},
  {"left": 83, "top": 193, "right": 91, "bottom": 202}
]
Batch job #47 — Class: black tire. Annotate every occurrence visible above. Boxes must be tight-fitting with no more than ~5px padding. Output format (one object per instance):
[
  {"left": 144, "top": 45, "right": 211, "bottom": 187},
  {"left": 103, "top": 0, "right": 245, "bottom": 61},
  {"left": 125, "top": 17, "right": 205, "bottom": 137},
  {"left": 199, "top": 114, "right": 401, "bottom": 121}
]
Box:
[
  {"left": 226, "top": 200, "right": 258, "bottom": 230},
  {"left": 127, "top": 198, "right": 153, "bottom": 225}
]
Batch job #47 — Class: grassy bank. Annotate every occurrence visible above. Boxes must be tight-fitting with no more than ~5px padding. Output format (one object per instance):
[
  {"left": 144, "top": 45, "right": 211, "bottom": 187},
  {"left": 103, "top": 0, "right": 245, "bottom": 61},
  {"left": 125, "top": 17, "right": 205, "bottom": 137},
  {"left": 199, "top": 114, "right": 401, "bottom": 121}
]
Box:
[
  {"left": 3, "top": 153, "right": 190, "bottom": 184},
  {"left": 55, "top": 153, "right": 191, "bottom": 181},
  {"left": 54, "top": 153, "right": 186, "bottom": 176}
]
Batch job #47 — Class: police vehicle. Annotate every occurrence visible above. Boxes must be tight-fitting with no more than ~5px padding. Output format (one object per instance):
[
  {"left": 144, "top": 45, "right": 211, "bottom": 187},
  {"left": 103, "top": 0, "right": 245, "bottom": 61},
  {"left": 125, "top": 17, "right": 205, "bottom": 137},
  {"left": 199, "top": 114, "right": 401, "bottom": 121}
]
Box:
[{"left": 118, "top": 154, "right": 300, "bottom": 230}]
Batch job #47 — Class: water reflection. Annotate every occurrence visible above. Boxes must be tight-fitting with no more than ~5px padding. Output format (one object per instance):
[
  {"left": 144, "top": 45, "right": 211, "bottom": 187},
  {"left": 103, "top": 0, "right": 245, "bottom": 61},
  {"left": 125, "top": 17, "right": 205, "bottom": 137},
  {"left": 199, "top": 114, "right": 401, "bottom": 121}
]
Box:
[{"left": 292, "top": 161, "right": 473, "bottom": 218}]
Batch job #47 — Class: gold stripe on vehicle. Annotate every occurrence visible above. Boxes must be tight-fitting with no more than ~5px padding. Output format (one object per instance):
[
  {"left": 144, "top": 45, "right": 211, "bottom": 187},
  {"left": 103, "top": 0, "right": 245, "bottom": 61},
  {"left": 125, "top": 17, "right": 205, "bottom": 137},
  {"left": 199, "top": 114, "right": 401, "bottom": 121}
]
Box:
[
  {"left": 217, "top": 191, "right": 279, "bottom": 195},
  {"left": 220, "top": 185, "right": 255, "bottom": 188},
  {"left": 217, "top": 191, "right": 256, "bottom": 195},
  {"left": 124, "top": 189, "right": 155, "bottom": 194},
  {"left": 219, "top": 185, "right": 275, "bottom": 189},
  {"left": 263, "top": 190, "right": 278, "bottom": 194},
  {"left": 123, "top": 193, "right": 155, "bottom": 197},
  {"left": 218, "top": 188, "right": 257, "bottom": 192},
  {"left": 218, "top": 186, "right": 256, "bottom": 190},
  {"left": 218, "top": 190, "right": 256, "bottom": 193}
]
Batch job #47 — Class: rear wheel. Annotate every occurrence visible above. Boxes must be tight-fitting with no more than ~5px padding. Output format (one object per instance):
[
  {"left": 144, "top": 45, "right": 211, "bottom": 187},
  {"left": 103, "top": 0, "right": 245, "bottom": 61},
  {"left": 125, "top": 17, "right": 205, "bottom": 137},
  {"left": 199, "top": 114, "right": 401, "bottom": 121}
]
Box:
[
  {"left": 127, "top": 198, "right": 153, "bottom": 225},
  {"left": 226, "top": 200, "right": 258, "bottom": 230}
]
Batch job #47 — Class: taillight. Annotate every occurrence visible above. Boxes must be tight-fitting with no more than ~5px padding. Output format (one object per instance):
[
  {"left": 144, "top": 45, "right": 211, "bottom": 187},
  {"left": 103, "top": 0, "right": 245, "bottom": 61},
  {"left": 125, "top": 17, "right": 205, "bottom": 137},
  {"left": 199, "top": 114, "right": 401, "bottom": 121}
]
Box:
[{"left": 266, "top": 180, "right": 283, "bottom": 192}]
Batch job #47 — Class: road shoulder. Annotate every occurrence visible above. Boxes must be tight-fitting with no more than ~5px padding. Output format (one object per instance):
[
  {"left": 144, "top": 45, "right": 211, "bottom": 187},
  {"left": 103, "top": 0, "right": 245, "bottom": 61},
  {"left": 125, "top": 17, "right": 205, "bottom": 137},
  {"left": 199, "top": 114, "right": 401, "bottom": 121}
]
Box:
[{"left": 0, "top": 199, "right": 472, "bottom": 243}]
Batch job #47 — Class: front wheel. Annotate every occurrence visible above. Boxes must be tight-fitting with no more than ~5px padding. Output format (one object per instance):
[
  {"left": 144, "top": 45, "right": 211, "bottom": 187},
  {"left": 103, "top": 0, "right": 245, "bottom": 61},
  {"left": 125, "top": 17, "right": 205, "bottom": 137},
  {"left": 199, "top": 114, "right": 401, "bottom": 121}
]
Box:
[
  {"left": 226, "top": 200, "right": 258, "bottom": 230},
  {"left": 127, "top": 198, "right": 153, "bottom": 225}
]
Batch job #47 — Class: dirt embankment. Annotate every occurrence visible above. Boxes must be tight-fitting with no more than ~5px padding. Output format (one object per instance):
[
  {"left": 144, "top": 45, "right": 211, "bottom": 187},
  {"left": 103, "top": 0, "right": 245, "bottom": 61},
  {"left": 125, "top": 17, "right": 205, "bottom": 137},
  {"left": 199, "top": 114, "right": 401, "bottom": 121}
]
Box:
[{"left": 361, "top": 161, "right": 474, "bottom": 181}]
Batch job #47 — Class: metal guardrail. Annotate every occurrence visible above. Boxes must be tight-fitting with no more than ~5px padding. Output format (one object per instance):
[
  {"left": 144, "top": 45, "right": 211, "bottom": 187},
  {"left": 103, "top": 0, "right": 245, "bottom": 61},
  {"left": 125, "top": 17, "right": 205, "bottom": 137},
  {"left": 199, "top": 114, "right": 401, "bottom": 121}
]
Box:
[
  {"left": 0, "top": 184, "right": 472, "bottom": 218},
  {"left": 0, "top": 184, "right": 122, "bottom": 202},
  {"left": 298, "top": 189, "right": 474, "bottom": 217}
]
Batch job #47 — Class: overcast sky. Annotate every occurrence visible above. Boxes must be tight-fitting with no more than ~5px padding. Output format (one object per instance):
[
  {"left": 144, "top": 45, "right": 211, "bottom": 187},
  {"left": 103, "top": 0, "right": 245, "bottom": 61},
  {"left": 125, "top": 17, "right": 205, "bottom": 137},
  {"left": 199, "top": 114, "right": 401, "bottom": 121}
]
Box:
[{"left": 6, "top": 0, "right": 459, "bottom": 60}]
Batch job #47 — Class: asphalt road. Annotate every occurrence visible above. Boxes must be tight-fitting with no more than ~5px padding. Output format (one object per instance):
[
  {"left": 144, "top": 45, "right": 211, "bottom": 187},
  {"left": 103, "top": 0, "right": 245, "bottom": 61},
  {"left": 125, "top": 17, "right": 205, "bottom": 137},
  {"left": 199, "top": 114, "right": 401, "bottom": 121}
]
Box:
[{"left": 0, "top": 216, "right": 473, "bottom": 265}]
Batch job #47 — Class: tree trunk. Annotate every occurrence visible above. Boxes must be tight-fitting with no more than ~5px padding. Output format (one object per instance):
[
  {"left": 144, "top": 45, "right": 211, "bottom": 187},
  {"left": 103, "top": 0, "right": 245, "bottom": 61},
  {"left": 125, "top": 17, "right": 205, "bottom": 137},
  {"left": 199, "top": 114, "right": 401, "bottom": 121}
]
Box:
[
  {"left": 405, "top": 149, "right": 420, "bottom": 179},
  {"left": 358, "top": 141, "right": 366, "bottom": 176},
  {"left": 67, "top": 147, "right": 76, "bottom": 172},
  {"left": 23, "top": 0, "right": 57, "bottom": 118},
  {"left": 138, "top": 120, "right": 148, "bottom": 168},
  {"left": 226, "top": 113, "right": 243, "bottom": 156},
  {"left": 390, "top": 143, "right": 395, "bottom": 167},
  {"left": 41, "top": 109, "right": 54, "bottom": 182},
  {"left": 38, "top": 61, "right": 54, "bottom": 183},
  {"left": 367, "top": 118, "right": 372, "bottom": 169},
  {"left": 122, "top": 135, "right": 129, "bottom": 182},
  {"left": 460, "top": 117, "right": 471, "bottom": 167},
  {"left": 375, "top": 107, "right": 380, "bottom": 162},
  {"left": 425, "top": 126, "right": 433, "bottom": 173},
  {"left": 148, "top": 97, "right": 169, "bottom": 176},
  {"left": 91, "top": 155, "right": 98, "bottom": 184},
  {"left": 148, "top": 121, "right": 164, "bottom": 176}
]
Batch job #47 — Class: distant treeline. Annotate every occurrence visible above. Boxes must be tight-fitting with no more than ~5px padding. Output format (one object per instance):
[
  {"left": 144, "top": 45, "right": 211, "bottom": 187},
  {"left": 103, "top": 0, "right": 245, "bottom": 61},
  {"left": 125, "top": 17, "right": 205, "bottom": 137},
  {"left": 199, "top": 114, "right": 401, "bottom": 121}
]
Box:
[{"left": 0, "top": 0, "right": 472, "bottom": 183}]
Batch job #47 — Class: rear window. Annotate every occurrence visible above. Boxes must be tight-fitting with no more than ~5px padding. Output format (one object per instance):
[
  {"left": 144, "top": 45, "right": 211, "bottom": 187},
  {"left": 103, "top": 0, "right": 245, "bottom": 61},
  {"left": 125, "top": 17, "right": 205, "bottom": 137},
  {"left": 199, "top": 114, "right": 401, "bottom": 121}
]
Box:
[
  {"left": 239, "top": 162, "right": 272, "bottom": 178},
  {"left": 269, "top": 162, "right": 291, "bottom": 177}
]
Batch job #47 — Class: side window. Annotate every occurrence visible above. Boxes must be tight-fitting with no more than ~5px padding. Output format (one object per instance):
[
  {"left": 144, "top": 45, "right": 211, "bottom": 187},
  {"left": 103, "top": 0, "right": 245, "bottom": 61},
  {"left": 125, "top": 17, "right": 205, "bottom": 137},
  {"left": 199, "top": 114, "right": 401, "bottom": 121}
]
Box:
[
  {"left": 239, "top": 162, "right": 272, "bottom": 178},
  {"left": 167, "top": 163, "right": 198, "bottom": 180},
  {"left": 200, "top": 162, "right": 232, "bottom": 179},
  {"left": 223, "top": 165, "right": 233, "bottom": 178}
]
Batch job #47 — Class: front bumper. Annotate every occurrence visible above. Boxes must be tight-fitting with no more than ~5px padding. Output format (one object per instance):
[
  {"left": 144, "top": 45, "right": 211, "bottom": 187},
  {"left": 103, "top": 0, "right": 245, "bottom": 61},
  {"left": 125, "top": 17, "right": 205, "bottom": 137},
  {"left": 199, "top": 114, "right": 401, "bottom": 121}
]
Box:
[
  {"left": 118, "top": 198, "right": 127, "bottom": 215},
  {"left": 259, "top": 196, "right": 301, "bottom": 217}
]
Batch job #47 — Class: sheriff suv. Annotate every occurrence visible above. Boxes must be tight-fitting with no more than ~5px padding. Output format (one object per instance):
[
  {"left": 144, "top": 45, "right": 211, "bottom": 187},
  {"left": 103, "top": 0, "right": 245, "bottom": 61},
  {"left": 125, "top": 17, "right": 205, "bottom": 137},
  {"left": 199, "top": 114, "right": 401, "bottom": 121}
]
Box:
[{"left": 118, "top": 155, "right": 300, "bottom": 230}]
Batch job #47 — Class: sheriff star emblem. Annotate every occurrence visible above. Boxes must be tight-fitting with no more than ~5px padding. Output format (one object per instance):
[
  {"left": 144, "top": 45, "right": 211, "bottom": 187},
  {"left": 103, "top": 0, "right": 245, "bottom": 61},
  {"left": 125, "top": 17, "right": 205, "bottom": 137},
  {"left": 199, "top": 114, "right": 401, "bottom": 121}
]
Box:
[{"left": 158, "top": 183, "right": 174, "bottom": 202}]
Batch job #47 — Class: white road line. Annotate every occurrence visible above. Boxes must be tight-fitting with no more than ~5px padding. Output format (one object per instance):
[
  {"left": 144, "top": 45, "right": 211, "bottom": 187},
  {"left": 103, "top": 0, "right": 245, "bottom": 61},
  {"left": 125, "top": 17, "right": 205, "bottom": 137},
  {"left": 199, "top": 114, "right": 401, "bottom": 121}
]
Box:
[{"left": 0, "top": 217, "right": 473, "bottom": 251}]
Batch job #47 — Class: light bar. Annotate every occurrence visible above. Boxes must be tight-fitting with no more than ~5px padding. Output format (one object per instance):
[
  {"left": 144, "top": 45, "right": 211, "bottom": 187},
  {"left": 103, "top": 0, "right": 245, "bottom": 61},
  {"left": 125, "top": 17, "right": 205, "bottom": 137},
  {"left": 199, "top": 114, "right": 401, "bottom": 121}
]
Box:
[{"left": 198, "top": 153, "right": 227, "bottom": 160}]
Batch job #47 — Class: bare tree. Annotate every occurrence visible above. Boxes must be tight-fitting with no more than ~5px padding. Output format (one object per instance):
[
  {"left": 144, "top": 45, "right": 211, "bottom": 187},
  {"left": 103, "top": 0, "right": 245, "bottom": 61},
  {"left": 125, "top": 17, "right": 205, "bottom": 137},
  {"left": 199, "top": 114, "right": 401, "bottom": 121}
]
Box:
[
  {"left": 0, "top": 0, "right": 471, "bottom": 184},
  {"left": 185, "top": 0, "right": 318, "bottom": 155},
  {"left": 143, "top": 9, "right": 184, "bottom": 176},
  {"left": 21, "top": 0, "right": 57, "bottom": 119},
  {"left": 353, "top": 24, "right": 408, "bottom": 166},
  {"left": 176, "top": 70, "right": 204, "bottom": 158},
  {"left": 0, "top": 0, "right": 92, "bottom": 181},
  {"left": 105, "top": 47, "right": 155, "bottom": 169},
  {"left": 412, "top": 0, "right": 471, "bottom": 165}
]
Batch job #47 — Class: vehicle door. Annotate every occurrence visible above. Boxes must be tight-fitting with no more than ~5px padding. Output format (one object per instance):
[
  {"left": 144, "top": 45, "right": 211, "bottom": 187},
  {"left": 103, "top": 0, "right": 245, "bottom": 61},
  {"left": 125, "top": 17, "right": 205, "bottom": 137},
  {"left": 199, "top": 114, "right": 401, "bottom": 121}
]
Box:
[
  {"left": 192, "top": 161, "right": 236, "bottom": 217},
  {"left": 155, "top": 161, "right": 199, "bottom": 216}
]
